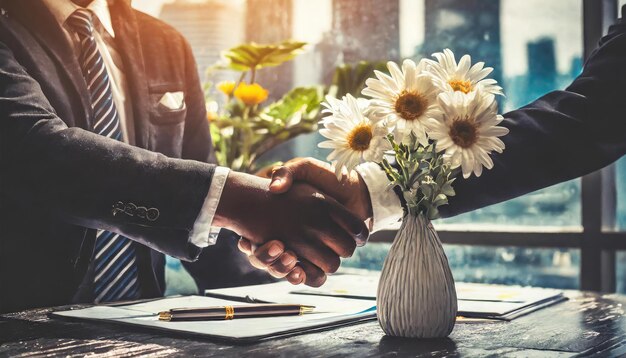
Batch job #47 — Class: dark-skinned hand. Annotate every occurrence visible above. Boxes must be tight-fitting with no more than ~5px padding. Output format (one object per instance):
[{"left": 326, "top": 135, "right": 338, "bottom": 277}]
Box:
[{"left": 214, "top": 171, "right": 368, "bottom": 287}]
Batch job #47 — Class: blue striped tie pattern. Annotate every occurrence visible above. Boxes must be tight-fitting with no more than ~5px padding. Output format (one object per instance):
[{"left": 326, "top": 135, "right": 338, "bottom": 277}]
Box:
[{"left": 67, "top": 9, "right": 140, "bottom": 303}]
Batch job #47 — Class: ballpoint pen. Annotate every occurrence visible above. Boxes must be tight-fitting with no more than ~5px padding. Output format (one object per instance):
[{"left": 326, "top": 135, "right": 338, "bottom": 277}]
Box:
[{"left": 158, "top": 304, "right": 315, "bottom": 321}]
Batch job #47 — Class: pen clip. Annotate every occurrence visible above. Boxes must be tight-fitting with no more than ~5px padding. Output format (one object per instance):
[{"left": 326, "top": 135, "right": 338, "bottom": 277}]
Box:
[{"left": 299, "top": 306, "right": 315, "bottom": 315}]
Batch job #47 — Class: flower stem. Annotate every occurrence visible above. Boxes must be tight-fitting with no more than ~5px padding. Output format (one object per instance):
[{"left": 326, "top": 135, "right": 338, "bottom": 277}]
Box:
[
  {"left": 234, "top": 71, "right": 246, "bottom": 90},
  {"left": 241, "top": 106, "right": 253, "bottom": 172},
  {"left": 250, "top": 67, "right": 257, "bottom": 84}
]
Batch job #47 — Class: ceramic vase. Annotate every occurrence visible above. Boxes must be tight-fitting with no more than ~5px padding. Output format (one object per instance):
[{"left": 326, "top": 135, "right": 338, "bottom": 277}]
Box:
[{"left": 377, "top": 213, "right": 457, "bottom": 338}]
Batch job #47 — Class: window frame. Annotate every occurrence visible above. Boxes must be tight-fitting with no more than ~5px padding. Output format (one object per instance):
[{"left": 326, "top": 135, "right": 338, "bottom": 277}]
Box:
[{"left": 369, "top": 0, "right": 625, "bottom": 293}]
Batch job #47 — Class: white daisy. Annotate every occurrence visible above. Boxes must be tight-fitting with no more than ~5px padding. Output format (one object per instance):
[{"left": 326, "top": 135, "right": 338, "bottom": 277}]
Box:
[
  {"left": 425, "top": 91, "right": 509, "bottom": 178},
  {"left": 362, "top": 59, "right": 440, "bottom": 146},
  {"left": 427, "top": 49, "right": 503, "bottom": 96},
  {"left": 318, "top": 94, "right": 390, "bottom": 178}
]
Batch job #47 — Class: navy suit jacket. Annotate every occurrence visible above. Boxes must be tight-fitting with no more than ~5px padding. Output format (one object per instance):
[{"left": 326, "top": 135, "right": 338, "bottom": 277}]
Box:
[{"left": 0, "top": 0, "right": 270, "bottom": 314}]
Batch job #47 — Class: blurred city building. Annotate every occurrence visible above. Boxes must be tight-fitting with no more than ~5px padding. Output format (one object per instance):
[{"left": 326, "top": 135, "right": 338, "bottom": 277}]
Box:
[
  {"left": 159, "top": 0, "right": 245, "bottom": 82},
  {"left": 526, "top": 38, "right": 558, "bottom": 103},
  {"left": 245, "top": 0, "right": 294, "bottom": 101},
  {"left": 331, "top": 0, "right": 400, "bottom": 64},
  {"left": 420, "top": 0, "right": 503, "bottom": 89}
]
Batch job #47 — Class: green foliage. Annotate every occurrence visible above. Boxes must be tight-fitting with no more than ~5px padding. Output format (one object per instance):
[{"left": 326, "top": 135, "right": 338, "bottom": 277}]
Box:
[
  {"left": 221, "top": 40, "right": 307, "bottom": 72},
  {"left": 210, "top": 86, "right": 323, "bottom": 172},
  {"left": 330, "top": 61, "right": 389, "bottom": 98},
  {"left": 252, "top": 86, "right": 323, "bottom": 158},
  {"left": 261, "top": 87, "right": 322, "bottom": 124},
  {"left": 380, "top": 133, "right": 458, "bottom": 220},
  {"left": 208, "top": 39, "right": 319, "bottom": 173}
]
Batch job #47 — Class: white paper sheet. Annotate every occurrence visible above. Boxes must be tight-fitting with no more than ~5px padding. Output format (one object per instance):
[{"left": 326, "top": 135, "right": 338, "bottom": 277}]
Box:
[
  {"left": 52, "top": 295, "right": 376, "bottom": 342},
  {"left": 207, "top": 274, "right": 565, "bottom": 319}
]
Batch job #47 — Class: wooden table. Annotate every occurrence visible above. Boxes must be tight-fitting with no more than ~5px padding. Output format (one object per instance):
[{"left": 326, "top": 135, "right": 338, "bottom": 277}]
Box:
[{"left": 1, "top": 291, "right": 625, "bottom": 357}]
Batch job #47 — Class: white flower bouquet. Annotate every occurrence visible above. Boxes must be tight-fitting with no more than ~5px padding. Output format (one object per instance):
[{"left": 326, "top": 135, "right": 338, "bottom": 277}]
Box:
[{"left": 318, "top": 50, "right": 509, "bottom": 338}]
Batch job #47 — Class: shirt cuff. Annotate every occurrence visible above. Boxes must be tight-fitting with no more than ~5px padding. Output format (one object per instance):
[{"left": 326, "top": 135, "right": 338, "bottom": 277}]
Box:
[
  {"left": 189, "top": 166, "right": 230, "bottom": 248},
  {"left": 356, "top": 162, "right": 404, "bottom": 233}
]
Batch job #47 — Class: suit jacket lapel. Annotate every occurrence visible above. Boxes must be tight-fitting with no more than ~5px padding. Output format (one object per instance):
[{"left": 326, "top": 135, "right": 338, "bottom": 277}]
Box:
[
  {"left": 5, "top": 0, "right": 93, "bottom": 130},
  {"left": 109, "top": 0, "right": 150, "bottom": 149}
]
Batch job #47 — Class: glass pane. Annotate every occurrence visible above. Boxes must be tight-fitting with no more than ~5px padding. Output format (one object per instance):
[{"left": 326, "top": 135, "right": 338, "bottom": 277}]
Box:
[
  {"left": 617, "top": 157, "right": 626, "bottom": 231},
  {"left": 343, "top": 243, "right": 580, "bottom": 289},
  {"left": 437, "top": 181, "right": 581, "bottom": 228},
  {"left": 618, "top": 251, "right": 626, "bottom": 294}
]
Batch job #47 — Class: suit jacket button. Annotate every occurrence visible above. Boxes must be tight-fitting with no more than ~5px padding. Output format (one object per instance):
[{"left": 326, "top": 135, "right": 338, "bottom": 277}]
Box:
[
  {"left": 112, "top": 201, "right": 125, "bottom": 216},
  {"left": 146, "top": 208, "right": 160, "bottom": 222},
  {"left": 136, "top": 206, "right": 147, "bottom": 219},
  {"left": 125, "top": 203, "right": 137, "bottom": 216}
]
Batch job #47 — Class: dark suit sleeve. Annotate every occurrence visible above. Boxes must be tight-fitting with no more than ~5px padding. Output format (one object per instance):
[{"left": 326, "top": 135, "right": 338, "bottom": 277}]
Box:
[
  {"left": 440, "top": 21, "right": 626, "bottom": 217},
  {"left": 0, "top": 41, "right": 214, "bottom": 261}
]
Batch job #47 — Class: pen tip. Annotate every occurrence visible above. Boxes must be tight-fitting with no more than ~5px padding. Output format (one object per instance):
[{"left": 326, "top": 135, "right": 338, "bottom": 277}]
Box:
[{"left": 158, "top": 311, "right": 172, "bottom": 321}]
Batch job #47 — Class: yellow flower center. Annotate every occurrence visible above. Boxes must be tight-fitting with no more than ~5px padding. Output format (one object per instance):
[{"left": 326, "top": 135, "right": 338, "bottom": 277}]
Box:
[
  {"left": 449, "top": 117, "right": 478, "bottom": 148},
  {"left": 217, "top": 81, "right": 236, "bottom": 96},
  {"left": 347, "top": 123, "right": 373, "bottom": 152},
  {"left": 234, "top": 83, "right": 269, "bottom": 105},
  {"left": 394, "top": 91, "right": 428, "bottom": 121},
  {"left": 448, "top": 79, "right": 472, "bottom": 94}
]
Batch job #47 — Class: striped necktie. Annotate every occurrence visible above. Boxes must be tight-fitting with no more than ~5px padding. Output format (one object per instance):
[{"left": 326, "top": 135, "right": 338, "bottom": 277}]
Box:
[{"left": 67, "top": 9, "right": 141, "bottom": 303}]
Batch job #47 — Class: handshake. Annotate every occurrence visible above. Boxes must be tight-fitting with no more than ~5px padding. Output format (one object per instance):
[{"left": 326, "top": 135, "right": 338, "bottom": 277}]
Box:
[{"left": 213, "top": 158, "right": 373, "bottom": 288}]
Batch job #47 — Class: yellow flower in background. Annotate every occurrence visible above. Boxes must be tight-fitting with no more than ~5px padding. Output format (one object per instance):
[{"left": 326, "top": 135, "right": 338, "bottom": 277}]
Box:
[
  {"left": 205, "top": 100, "right": 219, "bottom": 122},
  {"left": 206, "top": 111, "right": 218, "bottom": 122},
  {"left": 217, "top": 81, "right": 237, "bottom": 96},
  {"left": 234, "top": 83, "right": 269, "bottom": 106}
]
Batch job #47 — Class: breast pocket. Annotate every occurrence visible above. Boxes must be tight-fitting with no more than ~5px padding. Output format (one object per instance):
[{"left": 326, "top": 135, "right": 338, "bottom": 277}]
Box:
[{"left": 148, "top": 88, "right": 187, "bottom": 158}]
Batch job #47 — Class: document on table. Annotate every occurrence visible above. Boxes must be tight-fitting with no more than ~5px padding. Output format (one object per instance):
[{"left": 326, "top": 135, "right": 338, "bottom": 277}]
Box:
[
  {"left": 206, "top": 273, "right": 566, "bottom": 321},
  {"left": 51, "top": 295, "right": 376, "bottom": 343}
]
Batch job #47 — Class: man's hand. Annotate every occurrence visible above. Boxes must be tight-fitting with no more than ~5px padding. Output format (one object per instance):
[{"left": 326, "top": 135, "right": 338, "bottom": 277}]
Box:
[
  {"left": 238, "top": 239, "right": 306, "bottom": 285},
  {"left": 269, "top": 158, "right": 373, "bottom": 241},
  {"left": 214, "top": 171, "right": 368, "bottom": 287}
]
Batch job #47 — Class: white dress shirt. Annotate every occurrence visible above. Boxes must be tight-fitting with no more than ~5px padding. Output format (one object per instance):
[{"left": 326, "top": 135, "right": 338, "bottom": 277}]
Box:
[
  {"left": 356, "top": 163, "right": 404, "bottom": 232},
  {"left": 43, "top": 0, "right": 228, "bottom": 247}
]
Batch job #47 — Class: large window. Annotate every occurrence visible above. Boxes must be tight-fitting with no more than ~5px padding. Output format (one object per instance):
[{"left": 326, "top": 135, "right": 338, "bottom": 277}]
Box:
[
  {"left": 286, "top": 0, "right": 584, "bottom": 230},
  {"left": 135, "top": 0, "right": 625, "bottom": 293}
]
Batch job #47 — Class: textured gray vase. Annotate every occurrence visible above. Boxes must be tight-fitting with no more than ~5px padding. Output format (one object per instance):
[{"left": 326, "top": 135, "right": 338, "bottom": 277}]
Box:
[{"left": 377, "top": 213, "right": 457, "bottom": 338}]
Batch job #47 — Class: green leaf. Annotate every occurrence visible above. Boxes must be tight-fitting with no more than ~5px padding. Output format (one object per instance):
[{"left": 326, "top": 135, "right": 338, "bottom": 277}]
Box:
[
  {"left": 433, "top": 194, "right": 448, "bottom": 207},
  {"left": 261, "top": 86, "right": 323, "bottom": 123},
  {"left": 221, "top": 40, "right": 307, "bottom": 71},
  {"left": 420, "top": 183, "right": 433, "bottom": 199},
  {"left": 428, "top": 206, "right": 440, "bottom": 220},
  {"left": 441, "top": 180, "right": 456, "bottom": 197}
]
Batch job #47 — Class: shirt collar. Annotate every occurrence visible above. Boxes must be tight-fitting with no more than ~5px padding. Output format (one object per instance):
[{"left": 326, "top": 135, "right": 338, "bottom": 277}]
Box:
[{"left": 42, "top": 0, "right": 116, "bottom": 38}]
